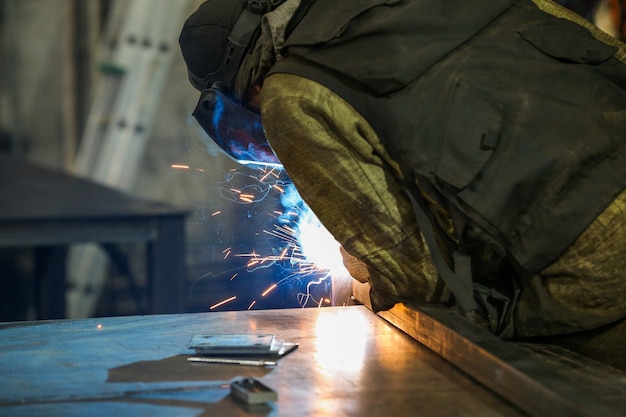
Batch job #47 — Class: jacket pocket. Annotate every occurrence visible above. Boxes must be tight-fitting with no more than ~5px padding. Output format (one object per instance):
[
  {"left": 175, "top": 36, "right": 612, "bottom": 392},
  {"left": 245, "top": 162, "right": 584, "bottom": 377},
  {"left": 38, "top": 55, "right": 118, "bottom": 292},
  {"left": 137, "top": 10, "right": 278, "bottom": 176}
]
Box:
[
  {"left": 517, "top": 19, "right": 617, "bottom": 64},
  {"left": 434, "top": 79, "right": 503, "bottom": 189}
]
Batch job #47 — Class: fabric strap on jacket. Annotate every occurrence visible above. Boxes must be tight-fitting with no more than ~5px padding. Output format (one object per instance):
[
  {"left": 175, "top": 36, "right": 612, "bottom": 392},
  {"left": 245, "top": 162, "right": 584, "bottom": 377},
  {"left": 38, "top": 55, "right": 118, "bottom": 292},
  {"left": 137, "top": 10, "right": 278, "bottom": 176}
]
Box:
[
  {"left": 284, "top": 0, "right": 315, "bottom": 39},
  {"left": 399, "top": 180, "right": 478, "bottom": 317},
  {"left": 399, "top": 179, "right": 519, "bottom": 338}
]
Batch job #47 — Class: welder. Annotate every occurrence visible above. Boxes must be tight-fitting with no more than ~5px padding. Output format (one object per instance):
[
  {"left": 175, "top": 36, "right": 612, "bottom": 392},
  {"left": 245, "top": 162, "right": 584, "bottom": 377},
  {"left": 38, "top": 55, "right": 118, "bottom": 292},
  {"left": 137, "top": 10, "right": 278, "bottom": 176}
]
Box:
[{"left": 179, "top": 0, "right": 626, "bottom": 369}]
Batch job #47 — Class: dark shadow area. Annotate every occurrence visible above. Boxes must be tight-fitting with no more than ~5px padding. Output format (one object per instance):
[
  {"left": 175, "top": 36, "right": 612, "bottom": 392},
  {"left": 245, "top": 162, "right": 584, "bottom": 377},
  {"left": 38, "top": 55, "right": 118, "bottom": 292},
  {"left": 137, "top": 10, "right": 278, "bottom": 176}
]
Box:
[
  {"left": 106, "top": 354, "right": 275, "bottom": 417},
  {"left": 107, "top": 354, "right": 273, "bottom": 383},
  {"left": 0, "top": 248, "right": 33, "bottom": 321}
]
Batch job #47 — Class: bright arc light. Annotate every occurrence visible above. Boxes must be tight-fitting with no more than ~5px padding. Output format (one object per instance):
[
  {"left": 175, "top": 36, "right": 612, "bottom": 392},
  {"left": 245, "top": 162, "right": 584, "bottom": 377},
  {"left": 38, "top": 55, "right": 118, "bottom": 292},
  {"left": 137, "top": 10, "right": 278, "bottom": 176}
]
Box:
[{"left": 297, "top": 209, "right": 349, "bottom": 277}]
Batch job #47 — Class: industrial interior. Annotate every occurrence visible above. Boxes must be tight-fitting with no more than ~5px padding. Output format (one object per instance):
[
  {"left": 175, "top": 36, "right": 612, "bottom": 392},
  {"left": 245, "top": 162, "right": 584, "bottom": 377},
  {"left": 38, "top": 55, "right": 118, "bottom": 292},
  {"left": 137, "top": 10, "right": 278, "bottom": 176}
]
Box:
[{"left": 1, "top": 1, "right": 625, "bottom": 416}]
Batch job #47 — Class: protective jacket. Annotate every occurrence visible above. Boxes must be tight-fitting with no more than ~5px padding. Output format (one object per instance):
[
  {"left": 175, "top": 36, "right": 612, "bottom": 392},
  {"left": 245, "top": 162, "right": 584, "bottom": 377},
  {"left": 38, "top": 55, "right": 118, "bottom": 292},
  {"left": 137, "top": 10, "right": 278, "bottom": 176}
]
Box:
[{"left": 269, "top": 0, "right": 626, "bottom": 281}]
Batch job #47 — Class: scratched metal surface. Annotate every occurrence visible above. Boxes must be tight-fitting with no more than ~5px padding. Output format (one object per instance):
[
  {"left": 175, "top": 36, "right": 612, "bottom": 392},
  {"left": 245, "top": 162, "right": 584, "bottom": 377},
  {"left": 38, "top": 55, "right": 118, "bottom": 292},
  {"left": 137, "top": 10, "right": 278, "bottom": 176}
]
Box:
[{"left": 0, "top": 306, "right": 526, "bottom": 417}]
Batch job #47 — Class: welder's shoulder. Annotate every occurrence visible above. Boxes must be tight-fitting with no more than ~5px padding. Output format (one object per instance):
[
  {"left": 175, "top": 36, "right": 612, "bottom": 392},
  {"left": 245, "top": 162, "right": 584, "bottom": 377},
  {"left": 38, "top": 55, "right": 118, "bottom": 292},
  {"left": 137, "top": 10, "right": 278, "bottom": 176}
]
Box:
[{"left": 261, "top": 73, "right": 346, "bottom": 120}]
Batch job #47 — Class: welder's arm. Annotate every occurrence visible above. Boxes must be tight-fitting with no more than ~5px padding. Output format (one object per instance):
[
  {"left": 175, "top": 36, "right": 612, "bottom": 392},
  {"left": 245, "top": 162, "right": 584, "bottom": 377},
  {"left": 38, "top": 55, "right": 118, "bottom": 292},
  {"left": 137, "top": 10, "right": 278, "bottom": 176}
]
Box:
[{"left": 260, "top": 73, "right": 440, "bottom": 311}]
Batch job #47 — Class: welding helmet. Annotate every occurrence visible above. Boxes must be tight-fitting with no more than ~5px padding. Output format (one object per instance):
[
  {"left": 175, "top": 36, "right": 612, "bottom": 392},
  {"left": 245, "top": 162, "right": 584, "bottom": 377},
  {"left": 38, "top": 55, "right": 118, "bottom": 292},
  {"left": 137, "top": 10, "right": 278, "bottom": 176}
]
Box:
[
  {"left": 179, "top": 0, "right": 285, "bottom": 165},
  {"left": 179, "top": 0, "right": 285, "bottom": 93}
]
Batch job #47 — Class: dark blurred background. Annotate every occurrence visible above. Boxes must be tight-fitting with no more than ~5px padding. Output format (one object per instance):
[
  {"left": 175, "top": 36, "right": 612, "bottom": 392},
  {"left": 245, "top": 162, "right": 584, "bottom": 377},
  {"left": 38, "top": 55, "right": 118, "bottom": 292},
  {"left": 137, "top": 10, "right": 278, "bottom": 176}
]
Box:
[{"left": 0, "top": 0, "right": 340, "bottom": 322}]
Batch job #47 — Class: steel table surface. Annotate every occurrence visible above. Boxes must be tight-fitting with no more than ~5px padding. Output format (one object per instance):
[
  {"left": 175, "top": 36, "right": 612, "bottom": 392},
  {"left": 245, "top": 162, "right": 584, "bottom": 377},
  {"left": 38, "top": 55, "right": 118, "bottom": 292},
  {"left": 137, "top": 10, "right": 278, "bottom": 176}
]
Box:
[
  {"left": 0, "top": 154, "right": 189, "bottom": 317},
  {"left": 0, "top": 306, "right": 526, "bottom": 417}
]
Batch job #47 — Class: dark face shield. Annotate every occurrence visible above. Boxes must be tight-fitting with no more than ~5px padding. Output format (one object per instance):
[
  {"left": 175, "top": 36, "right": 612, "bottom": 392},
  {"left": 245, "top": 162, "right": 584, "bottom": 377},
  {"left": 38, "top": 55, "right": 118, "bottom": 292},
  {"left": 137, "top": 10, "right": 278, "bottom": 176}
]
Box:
[{"left": 192, "top": 87, "right": 281, "bottom": 166}]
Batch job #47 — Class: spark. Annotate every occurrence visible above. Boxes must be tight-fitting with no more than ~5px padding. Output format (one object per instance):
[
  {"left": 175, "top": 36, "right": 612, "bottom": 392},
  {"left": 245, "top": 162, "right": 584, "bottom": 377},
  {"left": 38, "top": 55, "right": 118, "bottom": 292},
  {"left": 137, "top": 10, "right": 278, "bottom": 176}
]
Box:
[
  {"left": 263, "top": 228, "right": 296, "bottom": 244},
  {"left": 180, "top": 149, "right": 341, "bottom": 310},
  {"left": 279, "top": 246, "right": 290, "bottom": 260},
  {"left": 236, "top": 250, "right": 259, "bottom": 259},
  {"left": 298, "top": 274, "right": 332, "bottom": 307},
  {"left": 261, "top": 283, "right": 277, "bottom": 297},
  {"left": 210, "top": 296, "right": 236, "bottom": 309},
  {"left": 259, "top": 167, "right": 277, "bottom": 182}
]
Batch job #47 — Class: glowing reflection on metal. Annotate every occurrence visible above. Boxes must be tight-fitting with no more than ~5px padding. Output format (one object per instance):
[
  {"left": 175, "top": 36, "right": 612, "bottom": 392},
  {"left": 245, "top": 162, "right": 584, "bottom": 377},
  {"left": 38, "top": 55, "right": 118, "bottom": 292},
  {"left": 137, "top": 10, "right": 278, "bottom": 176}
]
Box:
[{"left": 314, "top": 310, "right": 368, "bottom": 376}]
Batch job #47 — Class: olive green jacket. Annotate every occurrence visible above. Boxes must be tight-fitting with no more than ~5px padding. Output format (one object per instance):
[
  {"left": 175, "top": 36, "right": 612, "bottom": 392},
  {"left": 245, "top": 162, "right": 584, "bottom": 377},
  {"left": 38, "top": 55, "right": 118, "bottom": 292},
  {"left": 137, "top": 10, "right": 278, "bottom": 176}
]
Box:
[{"left": 270, "top": 0, "right": 626, "bottom": 279}]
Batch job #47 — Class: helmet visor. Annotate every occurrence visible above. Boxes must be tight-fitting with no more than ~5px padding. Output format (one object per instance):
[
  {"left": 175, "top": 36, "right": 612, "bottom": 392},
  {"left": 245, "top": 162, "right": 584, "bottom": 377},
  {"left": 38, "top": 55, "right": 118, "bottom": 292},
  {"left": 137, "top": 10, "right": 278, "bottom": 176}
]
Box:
[{"left": 192, "top": 87, "right": 281, "bottom": 166}]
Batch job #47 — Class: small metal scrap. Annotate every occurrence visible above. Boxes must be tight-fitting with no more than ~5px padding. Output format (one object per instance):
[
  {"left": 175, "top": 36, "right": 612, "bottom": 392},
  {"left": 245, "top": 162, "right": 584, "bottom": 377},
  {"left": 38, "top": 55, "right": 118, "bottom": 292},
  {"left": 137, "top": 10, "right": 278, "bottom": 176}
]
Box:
[
  {"left": 187, "top": 356, "right": 277, "bottom": 367},
  {"left": 230, "top": 377, "right": 278, "bottom": 405}
]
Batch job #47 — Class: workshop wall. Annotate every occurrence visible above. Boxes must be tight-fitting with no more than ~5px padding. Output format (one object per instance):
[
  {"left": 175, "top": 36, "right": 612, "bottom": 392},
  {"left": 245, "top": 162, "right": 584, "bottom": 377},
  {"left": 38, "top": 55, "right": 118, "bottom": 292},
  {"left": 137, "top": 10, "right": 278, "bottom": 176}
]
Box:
[
  {"left": 0, "top": 0, "right": 257, "bottom": 319},
  {"left": 0, "top": 0, "right": 337, "bottom": 321}
]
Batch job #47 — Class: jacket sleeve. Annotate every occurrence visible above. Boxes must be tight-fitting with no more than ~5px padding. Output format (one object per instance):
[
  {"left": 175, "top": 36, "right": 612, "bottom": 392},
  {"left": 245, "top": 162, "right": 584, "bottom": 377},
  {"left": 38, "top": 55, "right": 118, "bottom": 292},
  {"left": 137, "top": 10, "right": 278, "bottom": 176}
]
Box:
[{"left": 260, "top": 73, "right": 440, "bottom": 311}]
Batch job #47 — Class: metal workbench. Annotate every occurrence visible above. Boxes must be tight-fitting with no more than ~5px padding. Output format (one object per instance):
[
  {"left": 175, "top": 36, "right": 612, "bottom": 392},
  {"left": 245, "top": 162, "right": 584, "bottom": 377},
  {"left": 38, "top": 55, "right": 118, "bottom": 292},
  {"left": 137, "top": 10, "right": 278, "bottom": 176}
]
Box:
[
  {"left": 0, "top": 154, "right": 189, "bottom": 318},
  {"left": 0, "top": 306, "right": 527, "bottom": 417}
]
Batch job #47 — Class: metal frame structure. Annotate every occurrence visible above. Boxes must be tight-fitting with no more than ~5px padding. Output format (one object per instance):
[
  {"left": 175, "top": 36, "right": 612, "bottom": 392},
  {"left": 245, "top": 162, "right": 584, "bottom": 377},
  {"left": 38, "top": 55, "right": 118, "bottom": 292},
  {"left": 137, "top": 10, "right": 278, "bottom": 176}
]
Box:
[{"left": 68, "top": 0, "right": 193, "bottom": 318}]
